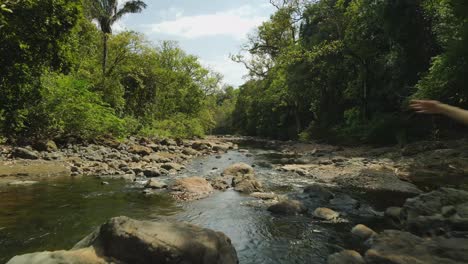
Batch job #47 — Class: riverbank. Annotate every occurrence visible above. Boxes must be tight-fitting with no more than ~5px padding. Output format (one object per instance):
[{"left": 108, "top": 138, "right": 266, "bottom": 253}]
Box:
[
  {"left": 0, "top": 137, "right": 237, "bottom": 186},
  {"left": 2, "top": 136, "right": 468, "bottom": 263}
]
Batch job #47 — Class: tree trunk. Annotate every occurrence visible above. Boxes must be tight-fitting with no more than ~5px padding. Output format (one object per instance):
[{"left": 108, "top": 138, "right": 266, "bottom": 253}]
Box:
[{"left": 102, "top": 33, "right": 108, "bottom": 76}]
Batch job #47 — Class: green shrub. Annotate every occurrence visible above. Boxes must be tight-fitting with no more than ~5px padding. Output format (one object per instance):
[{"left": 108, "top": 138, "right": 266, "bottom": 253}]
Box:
[
  {"left": 139, "top": 113, "right": 206, "bottom": 139},
  {"left": 31, "top": 73, "right": 128, "bottom": 140}
]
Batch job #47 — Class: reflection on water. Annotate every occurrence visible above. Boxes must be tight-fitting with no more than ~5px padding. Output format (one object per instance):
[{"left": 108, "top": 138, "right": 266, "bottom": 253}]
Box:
[
  {"left": 0, "top": 147, "right": 360, "bottom": 264},
  {"left": 0, "top": 177, "right": 180, "bottom": 263}
]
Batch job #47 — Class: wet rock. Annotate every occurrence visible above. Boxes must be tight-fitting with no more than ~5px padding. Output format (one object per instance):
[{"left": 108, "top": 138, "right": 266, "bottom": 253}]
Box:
[
  {"left": 210, "top": 177, "right": 231, "bottom": 191},
  {"left": 304, "top": 184, "right": 334, "bottom": 201},
  {"left": 313, "top": 207, "right": 339, "bottom": 221},
  {"left": 328, "top": 250, "right": 365, "bottom": 264},
  {"left": 232, "top": 174, "right": 263, "bottom": 194},
  {"left": 250, "top": 192, "right": 277, "bottom": 200},
  {"left": 255, "top": 161, "right": 273, "bottom": 169},
  {"left": 268, "top": 200, "right": 307, "bottom": 215},
  {"left": 161, "top": 163, "right": 185, "bottom": 171},
  {"left": 128, "top": 145, "right": 152, "bottom": 156},
  {"left": 12, "top": 147, "right": 39, "bottom": 160},
  {"left": 171, "top": 177, "right": 214, "bottom": 201},
  {"left": 351, "top": 224, "right": 376, "bottom": 240},
  {"left": 142, "top": 168, "right": 161, "bottom": 178},
  {"left": 145, "top": 178, "right": 167, "bottom": 189},
  {"left": 329, "top": 194, "right": 358, "bottom": 211},
  {"left": 401, "top": 188, "right": 468, "bottom": 235},
  {"left": 222, "top": 163, "right": 254, "bottom": 176},
  {"left": 365, "top": 230, "right": 468, "bottom": 264},
  {"left": 8, "top": 216, "right": 239, "bottom": 264}
]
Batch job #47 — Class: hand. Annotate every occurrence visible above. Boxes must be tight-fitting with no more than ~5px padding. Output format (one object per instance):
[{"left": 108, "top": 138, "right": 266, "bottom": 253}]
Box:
[{"left": 410, "top": 100, "right": 444, "bottom": 114}]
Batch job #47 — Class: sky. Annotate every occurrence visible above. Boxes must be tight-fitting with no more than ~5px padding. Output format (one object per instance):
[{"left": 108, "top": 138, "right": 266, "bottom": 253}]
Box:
[{"left": 115, "top": 0, "right": 276, "bottom": 87}]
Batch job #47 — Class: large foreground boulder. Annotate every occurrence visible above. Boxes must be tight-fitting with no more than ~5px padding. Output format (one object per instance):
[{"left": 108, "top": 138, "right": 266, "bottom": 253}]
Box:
[
  {"left": 365, "top": 230, "right": 468, "bottom": 264},
  {"left": 8, "top": 216, "right": 238, "bottom": 264}
]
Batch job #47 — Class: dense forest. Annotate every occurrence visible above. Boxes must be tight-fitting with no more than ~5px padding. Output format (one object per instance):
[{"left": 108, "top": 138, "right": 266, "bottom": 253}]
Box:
[
  {"left": 227, "top": 0, "right": 468, "bottom": 144},
  {"left": 1, "top": 0, "right": 467, "bottom": 145},
  {"left": 0, "top": 0, "right": 228, "bottom": 143}
]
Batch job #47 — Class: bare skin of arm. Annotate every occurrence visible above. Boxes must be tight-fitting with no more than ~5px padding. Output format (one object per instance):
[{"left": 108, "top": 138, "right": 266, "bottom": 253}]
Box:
[{"left": 410, "top": 100, "right": 468, "bottom": 126}]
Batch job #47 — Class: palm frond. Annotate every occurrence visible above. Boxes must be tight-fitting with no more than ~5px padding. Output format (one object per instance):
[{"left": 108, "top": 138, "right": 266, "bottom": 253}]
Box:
[{"left": 112, "top": 0, "right": 147, "bottom": 22}]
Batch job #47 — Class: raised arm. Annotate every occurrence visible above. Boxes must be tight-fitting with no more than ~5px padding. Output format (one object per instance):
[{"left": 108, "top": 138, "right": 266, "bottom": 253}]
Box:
[{"left": 410, "top": 100, "right": 468, "bottom": 126}]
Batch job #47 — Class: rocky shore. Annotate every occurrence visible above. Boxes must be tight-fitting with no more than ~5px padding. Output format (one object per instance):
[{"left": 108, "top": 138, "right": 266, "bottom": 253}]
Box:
[
  {"left": 0, "top": 137, "right": 237, "bottom": 186},
  {"left": 3, "top": 136, "right": 468, "bottom": 263}
]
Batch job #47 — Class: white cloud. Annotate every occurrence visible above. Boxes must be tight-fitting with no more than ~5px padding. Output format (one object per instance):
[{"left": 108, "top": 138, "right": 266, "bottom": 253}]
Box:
[
  {"left": 146, "top": 5, "right": 268, "bottom": 40},
  {"left": 201, "top": 56, "right": 248, "bottom": 87}
]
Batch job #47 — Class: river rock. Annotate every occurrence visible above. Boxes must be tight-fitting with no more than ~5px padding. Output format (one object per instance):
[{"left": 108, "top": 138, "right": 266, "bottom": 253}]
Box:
[
  {"left": 146, "top": 153, "right": 171, "bottom": 163},
  {"left": 223, "top": 163, "right": 254, "bottom": 176},
  {"left": 333, "top": 168, "right": 422, "bottom": 196},
  {"left": 171, "top": 177, "right": 214, "bottom": 201},
  {"left": 304, "top": 184, "right": 334, "bottom": 201},
  {"left": 182, "top": 148, "right": 199, "bottom": 156},
  {"left": 313, "top": 207, "right": 340, "bottom": 221},
  {"left": 7, "top": 248, "right": 107, "bottom": 264},
  {"left": 191, "top": 142, "right": 211, "bottom": 151},
  {"left": 210, "top": 176, "right": 232, "bottom": 190},
  {"left": 160, "top": 138, "right": 177, "bottom": 146},
  {"left": 232, "top": 174, "right": 263, "bottom": 193},
  {"left": 328, "top": 250, "right": 365, "bottom": 264},
  {"left": 161, "top": 163, "right": 185, "bottom": 171},
  {"left": 365, "top": 230, "right": 468, "bottom": 264},
  {"left": 351, "top": 224, "right": 376, "bottom": 240},
  {"left": 12, "top": 147, "right": 39, "bottom": 160},
  {"left": 32, "top": 140, "right": 58, "bottom": 152},
  {"left": 250, "top": 192, "right": 277, "bottom": 200},
  {"left": 128, "top": 145, "right": 152, "bottom": 156},
  {"left": 146, "top": 178, "right": 167, "bottom": 189},
  {"left": 7, "top": 216, "right": 239, "bottom": 264},
  {"left": 268, "top": 200, "right": 307, "bottom": 215},
  {"left": 400, "top": 187, "right": 468, "bottom": 235},
  {"left": 385, "top": 207, "right": 402, "bottom": 223}
]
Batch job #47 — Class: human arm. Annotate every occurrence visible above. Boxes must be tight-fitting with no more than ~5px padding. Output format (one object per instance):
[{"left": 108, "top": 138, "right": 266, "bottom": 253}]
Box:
[{"left": 410, "top": 100, "right": 468, "bottom": 125}]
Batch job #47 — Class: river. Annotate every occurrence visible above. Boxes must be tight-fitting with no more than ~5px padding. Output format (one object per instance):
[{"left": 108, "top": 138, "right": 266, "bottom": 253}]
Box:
[{"left": 0, "top": 143, "right": 395, "bottom": 263}]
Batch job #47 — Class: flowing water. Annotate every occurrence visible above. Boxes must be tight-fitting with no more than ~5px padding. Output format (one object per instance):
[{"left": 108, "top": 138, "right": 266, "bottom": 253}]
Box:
[{"left": 0, "top": 145, "right": 394, "bottom": 263}]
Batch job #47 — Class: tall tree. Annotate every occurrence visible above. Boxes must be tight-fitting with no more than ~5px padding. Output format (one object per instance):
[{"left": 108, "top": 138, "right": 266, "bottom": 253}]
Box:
[{"left": 86, "top": 0, "right": 146, "bottom": 76}]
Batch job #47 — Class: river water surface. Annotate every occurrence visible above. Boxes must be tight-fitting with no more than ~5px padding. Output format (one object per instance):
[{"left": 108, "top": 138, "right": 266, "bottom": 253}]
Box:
[{"left": 0, "top": 145, "right": 377, "bottom": 263}]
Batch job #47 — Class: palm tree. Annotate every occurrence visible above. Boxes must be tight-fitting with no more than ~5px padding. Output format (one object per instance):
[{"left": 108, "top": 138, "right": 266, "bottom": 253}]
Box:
[{"left": 86, "top": 0, "right": 147, "bottom": 76}]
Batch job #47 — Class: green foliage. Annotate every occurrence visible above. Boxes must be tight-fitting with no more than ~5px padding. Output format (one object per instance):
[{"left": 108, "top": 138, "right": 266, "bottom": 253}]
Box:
[
  {"left": 0, "top": 0, "right": 222, "bottom": 141},
  {"left": 31, "top": 73, "right": 127, "bottom": 140},
  {"left": 231, "top": 0, "right": 465, "bottom": 144},
  {"left": 0, "top": 0, "right": 80, "bottom": 138},
  {"left": 140, "top": 114, "right": 206, "bottom": 139}
]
